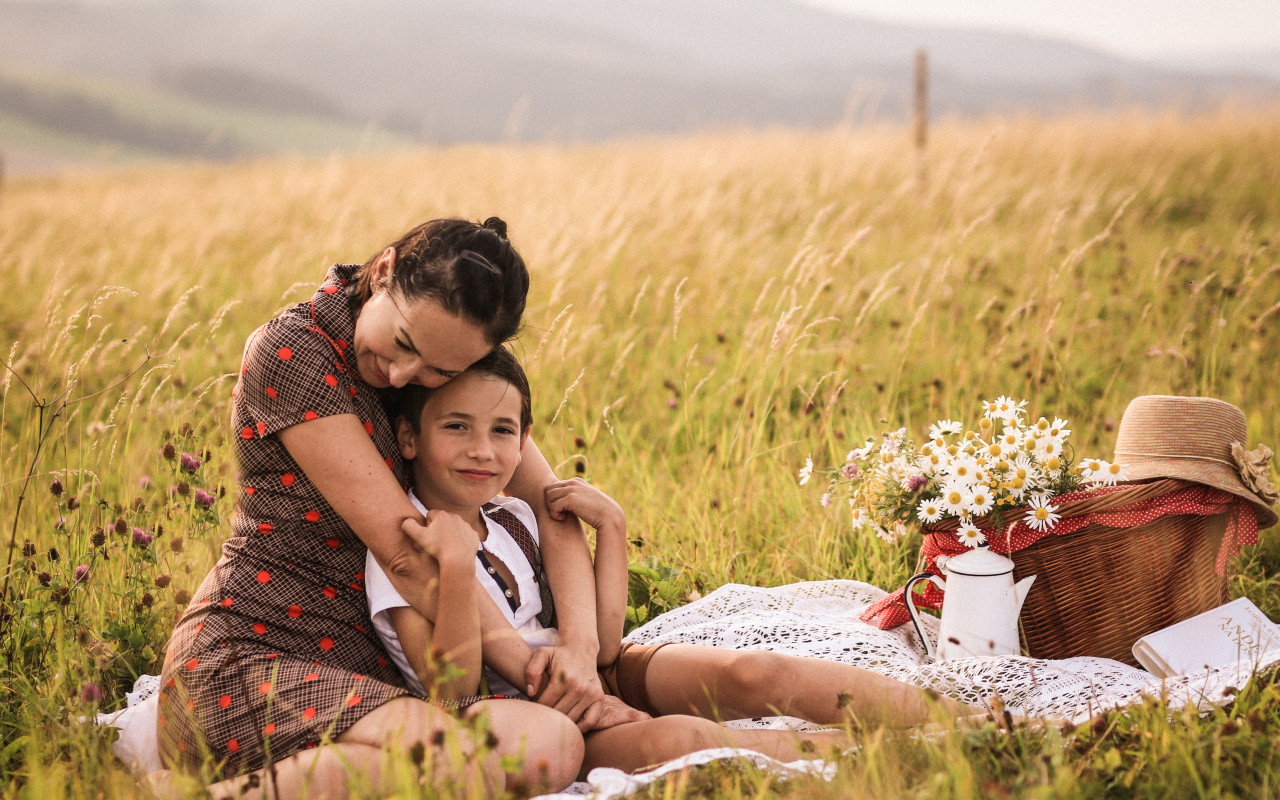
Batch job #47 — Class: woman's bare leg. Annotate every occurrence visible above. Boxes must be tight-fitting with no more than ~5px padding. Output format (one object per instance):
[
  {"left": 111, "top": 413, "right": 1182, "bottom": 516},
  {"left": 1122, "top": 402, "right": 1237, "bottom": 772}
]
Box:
[
  {"left": 462, "top": 698, "right": 585, "bottom": 792},
  {"left": 581, "top": 715, "right": 848, "bottom": 775},
  {"left": 642, "top": 645, "right": 976, "bottom": 726},
  {"left": 147, "top": 743, "right": 386, "bottom": 800},
  {"left": 340, "top": 696, "right": 583, "bottom": 794}
]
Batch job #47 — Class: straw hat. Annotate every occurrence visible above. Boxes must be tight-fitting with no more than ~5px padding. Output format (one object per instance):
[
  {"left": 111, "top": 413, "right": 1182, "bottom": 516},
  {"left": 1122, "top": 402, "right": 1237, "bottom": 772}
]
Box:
[{"left": 1113, "top": 395, "right": 1278, "bottom": 529}]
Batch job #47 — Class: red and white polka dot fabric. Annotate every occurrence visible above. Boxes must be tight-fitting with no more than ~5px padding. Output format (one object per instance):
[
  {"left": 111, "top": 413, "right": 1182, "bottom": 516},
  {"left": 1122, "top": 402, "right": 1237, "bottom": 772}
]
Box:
[{"left": 861, "top": 484, "right": 1258, "bottom": 630}]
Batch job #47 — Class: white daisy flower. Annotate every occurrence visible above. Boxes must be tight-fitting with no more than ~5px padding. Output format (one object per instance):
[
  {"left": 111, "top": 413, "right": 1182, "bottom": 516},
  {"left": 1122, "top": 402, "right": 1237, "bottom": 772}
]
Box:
[
  {"left": 1048, "top": 417, "right": 1072, "bottom": 440},
  {"left": 1033, "top": 434, "right": 1062, "bottom": 459},
  {"left": 930, "top": 419, "right": 963, "bottom": 439},
  {"left": 869, "top": 522, "right": 902, "bottom": 542},
  {"left": 850, "top": 504, "right": 867, "bottom": 529},
  {"left": 1083, "top": 459, "right": 1124, "bottom": 486},
  {"left": 849, "top": 439, "right": 875, "bottom": 461},
  {"left": 956, "top": 519, "right": 987, "bottom": 548},
  {"left": 997, "top": 428, "right": 1024, "bottom": 450},
  {"left": 982, "top": 398, "right": 1002, "bottom": 420},
  {"left": 991, "top": 395, "right": 1027, "bottom": 424},
  {"left": 1024, "top": 494, "right": 1062, "bottom": 531},
  {"left": 965, "top": 487, "right": 995, "bottom": 516},
  {"left": 1078, "top": 457, "right": 1109, "bottom": 484},
  {"left": 944, "top": 455, "right": 981, "bottom": 485},
  {"left": 939, "top": 482, "right": 969, "bottom": 516},
  {"left": 1106, "top": 461, "right": 1128, "bottom": 483},
  {"left": 916, "top": 497, "right": 945, "bottom": 524},
  {"left": 798, "top": 456, "right": 814, "bottom": 486}
]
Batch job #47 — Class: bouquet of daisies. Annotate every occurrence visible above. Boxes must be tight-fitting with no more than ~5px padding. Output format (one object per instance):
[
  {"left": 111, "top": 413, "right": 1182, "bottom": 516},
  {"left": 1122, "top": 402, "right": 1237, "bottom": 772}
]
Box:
[{"left": 802, "top": 396, "right": 1127, "bottom": 548}]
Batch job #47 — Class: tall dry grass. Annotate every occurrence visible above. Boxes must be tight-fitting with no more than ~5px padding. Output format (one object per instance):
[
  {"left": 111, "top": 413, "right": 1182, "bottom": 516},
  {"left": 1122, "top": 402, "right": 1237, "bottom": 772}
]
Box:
[{"left": 2, "top": 108, "right": 1279, "bottom": 798}]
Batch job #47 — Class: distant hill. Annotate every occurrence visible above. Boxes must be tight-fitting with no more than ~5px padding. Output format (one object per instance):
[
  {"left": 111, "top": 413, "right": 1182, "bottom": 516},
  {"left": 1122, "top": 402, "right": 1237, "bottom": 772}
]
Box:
[{"left": 2, "top": 0, "right": 1277, "bottom": 172}]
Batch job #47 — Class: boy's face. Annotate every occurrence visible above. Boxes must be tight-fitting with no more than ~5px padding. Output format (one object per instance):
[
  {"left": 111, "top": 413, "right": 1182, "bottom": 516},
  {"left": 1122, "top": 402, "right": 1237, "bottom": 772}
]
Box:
[{"left": 397, "top": 371, "right": 528, "bottom": 514}]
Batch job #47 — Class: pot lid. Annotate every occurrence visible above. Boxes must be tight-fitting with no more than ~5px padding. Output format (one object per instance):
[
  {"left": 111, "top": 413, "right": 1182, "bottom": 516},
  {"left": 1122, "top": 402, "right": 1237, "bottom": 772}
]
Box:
[{"left": 942, "top": 546, "right": 1014, "bottom": 576}]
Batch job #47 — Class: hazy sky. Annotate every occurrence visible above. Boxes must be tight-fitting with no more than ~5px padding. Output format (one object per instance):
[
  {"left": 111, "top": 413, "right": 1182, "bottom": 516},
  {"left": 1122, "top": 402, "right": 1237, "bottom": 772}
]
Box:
[{"left": 803, "top": 0, "right": 1280, "bottom": 60}]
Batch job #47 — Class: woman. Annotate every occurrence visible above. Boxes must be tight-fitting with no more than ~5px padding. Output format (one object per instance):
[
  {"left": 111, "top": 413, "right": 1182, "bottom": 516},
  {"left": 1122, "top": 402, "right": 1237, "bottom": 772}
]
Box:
[{"left": 156, "top": 218, "right": 602, "bottom": 798}]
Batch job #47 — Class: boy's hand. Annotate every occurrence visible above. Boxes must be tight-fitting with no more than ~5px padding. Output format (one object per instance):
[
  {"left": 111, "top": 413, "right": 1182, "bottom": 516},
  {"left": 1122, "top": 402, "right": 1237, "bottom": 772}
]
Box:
[
  {"left": 584, "top": 696, "right": 651, "bottom": 731},
  {"left": 523, "top": 644, "right": 605, "bottom": 728},
  {"left": 402, "top": 511, "right": 478, "bottom": 571},
  {"left": 544, "top": 478, "right": 625, "bottom": 532}
]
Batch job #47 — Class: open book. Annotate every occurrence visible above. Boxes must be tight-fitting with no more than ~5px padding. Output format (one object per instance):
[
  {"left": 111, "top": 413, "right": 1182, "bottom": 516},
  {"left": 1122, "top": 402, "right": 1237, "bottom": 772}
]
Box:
[{"left": 1132, "top": 597, "right": 1280, "bottom": 678}]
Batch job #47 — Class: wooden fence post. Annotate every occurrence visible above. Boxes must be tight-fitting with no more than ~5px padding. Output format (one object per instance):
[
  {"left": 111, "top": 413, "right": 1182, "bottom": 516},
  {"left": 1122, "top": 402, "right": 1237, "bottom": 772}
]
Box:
[{"left": 914, "top": 48, "right": 928, "bottom": 192}]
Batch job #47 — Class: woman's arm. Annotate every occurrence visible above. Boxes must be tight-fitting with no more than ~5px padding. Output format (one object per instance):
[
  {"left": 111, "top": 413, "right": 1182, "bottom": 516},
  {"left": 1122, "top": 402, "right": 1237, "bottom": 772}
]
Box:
[
  {"left": 503, "top": 437, "right": 604, "bottom": 722},
  {"left": 543, "top": 478, "right": 628, "bottom": 666},
  {"left": 278, "top": 415, "right": 531, "bottom": 673}
]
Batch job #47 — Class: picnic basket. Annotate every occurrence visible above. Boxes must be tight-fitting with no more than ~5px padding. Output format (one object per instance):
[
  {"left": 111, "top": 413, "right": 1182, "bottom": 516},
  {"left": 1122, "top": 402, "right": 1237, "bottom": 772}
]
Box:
[{"left": 920, "top": 478, "right": 1241, "bottom": 666}]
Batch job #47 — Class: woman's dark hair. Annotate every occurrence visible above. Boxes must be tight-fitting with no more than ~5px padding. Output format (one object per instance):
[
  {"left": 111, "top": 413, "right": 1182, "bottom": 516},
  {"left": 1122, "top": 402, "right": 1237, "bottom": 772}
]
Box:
[
  {"left": 397, "top": 345, "right": 533, "bottom": 434},
  {"left": 353, "top": 217, "right": 529, "bottom": 345}
]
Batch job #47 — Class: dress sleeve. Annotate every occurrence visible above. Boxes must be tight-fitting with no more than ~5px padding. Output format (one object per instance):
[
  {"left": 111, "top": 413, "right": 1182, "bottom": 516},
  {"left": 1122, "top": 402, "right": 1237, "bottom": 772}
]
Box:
[{"left": 234, "top": 315, "right": 359, "bottom": 438}]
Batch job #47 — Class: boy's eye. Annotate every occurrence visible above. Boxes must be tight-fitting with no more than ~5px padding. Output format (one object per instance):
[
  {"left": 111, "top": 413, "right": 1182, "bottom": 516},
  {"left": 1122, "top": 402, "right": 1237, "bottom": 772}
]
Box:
[
  {"left": 395, "top": 338, "right": 411, "bottom": 352},
  {"left": 494, "top": 426, "right": 516, "bottom": 436},
  {"left": 443, "top": 422, "right": 466, "bottom": 431}
]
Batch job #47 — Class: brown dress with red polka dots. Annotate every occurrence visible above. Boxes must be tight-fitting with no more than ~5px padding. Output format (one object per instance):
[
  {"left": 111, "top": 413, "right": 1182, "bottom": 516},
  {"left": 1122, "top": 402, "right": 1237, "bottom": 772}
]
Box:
[{"left": 157, "top": 265, "right": 415, "bottom": 775}]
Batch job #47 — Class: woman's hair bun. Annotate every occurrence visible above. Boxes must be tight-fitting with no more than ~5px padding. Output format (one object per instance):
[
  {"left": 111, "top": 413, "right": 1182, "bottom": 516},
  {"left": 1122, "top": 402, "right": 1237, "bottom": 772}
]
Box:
[{"left": 482, "top": 217, "right": 508, "bottom": 239}]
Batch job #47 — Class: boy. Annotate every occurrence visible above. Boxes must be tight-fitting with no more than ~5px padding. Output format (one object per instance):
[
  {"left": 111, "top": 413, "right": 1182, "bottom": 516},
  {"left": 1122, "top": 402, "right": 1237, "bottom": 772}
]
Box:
[{"left": 366, "top": 347, "right": 975, "bottom": 774}]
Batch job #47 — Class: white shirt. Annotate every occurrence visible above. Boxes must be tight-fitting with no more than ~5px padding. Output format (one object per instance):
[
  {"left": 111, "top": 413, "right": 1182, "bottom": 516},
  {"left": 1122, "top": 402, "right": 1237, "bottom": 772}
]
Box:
[{"left": 365, "top": 491, "right": 558, "bottom": 697}]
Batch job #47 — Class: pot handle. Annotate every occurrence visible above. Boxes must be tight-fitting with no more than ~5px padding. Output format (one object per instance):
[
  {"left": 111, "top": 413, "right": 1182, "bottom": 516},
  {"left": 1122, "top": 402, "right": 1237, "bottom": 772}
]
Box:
[{"left": 904, "top": 572, "right": 945, "bottom": 658}]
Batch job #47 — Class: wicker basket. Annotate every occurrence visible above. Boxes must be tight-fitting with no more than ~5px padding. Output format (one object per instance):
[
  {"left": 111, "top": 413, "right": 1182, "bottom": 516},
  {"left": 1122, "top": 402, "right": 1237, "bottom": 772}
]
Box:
[{"left": 923, "top": 478, "right": 1233, "bottom": 666}]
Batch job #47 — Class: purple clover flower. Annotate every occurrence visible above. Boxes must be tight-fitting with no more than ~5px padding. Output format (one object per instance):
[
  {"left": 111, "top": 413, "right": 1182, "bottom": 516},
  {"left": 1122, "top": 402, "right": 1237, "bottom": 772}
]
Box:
[
  {"left": 74, "top": 564, "right": 90, "bottom": 583},
  {"left": 132, "top": 528, "right": 154, "bottom": 547},
  {"left": 80, "top": 682, "right": 103, "bottom": 703},
  {"left": 840, "top": 463, "right": 861, "bottom": 480},
  {"left": 194, "top": 488, "right": 215, "bottom": 508},
  {"left": 907, "top": 475, "right": 929, "bottom": 493},
  {"left": 180, "top": 452, "right": 203, "bottom": 472}
]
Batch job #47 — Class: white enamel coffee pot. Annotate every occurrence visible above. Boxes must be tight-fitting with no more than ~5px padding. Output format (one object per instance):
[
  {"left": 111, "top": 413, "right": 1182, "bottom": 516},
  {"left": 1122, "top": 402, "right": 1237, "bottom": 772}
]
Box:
[{"left": 904, "top": 546, "right": 1036, "bottom": 660}]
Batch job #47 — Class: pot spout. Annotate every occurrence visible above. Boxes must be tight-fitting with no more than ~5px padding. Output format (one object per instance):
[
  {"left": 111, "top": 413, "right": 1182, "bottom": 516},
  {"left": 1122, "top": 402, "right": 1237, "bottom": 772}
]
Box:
[{"left": 1013, "top": 575, "right": 1036, "bottom": 614}]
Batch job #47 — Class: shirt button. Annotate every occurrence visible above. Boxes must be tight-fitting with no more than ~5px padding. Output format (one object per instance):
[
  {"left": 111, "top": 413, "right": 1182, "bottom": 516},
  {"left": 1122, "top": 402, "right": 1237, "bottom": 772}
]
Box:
[
  {"left": 504, "top": 590, "right": 513, "bottom": 597},
  {"left": 488, "top": 567, "right": 496, "bottom": 574}
]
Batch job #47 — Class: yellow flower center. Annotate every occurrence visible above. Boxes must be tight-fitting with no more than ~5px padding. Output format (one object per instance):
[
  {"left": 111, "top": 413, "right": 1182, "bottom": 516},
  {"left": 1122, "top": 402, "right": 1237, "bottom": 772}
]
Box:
[
  {"left": 1046, "top": 457, "right": 1061, "bottom": 471},
  {"left": 989, "top": 444, "right": 1002, "bottom": 457},
  {"left": 1036, "top": 418, "right": 1050, "bottom": 431},
  {"left": 1035, "top": 508, "right": 1049, "bottom": 520},
  {"left": 947, "top": 491, "right": 963, "bottom": 504},
  {"left": 1108, "top": 463, "right": 1123, "bottom": 475}
]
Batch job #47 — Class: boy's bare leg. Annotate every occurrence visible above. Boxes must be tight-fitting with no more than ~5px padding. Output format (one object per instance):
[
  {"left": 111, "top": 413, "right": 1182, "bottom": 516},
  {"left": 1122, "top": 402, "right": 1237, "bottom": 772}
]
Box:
[
  {"left": 581, "top": 715, "right": 849, "bottom": 776},
  {"left": 642, "top": 645, "right": 977, "bottom": 727}
]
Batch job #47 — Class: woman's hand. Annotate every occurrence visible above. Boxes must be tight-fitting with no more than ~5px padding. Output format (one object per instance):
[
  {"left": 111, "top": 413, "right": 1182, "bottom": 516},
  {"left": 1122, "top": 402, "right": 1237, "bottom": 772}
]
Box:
[{"left": 544, "top": 478, "right": 625, "bottom": 533}]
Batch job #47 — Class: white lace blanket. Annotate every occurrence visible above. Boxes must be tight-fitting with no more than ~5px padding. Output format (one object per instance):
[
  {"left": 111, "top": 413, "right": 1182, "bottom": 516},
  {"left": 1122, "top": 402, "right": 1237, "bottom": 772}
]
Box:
[
  {"left": 99, "top": 580, "right": 1280, "bottom": 799},
  {"left": 622, "top": 580, "right": 1280, "bottom": 722},
  {"left": 533, "top": 579, "right": 1280, "bottom": 800}
]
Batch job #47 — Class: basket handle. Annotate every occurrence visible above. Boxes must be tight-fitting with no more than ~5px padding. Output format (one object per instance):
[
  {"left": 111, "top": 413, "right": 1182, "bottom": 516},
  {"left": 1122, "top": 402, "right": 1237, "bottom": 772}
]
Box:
[{"left": 904, "top": 572, "right": 944, "bottom": 658}]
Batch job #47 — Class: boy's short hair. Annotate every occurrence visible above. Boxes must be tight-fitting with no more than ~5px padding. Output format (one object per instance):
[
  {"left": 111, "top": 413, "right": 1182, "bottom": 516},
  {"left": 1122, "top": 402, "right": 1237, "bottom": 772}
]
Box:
[{"left": 396, "top": 345, "right": 533, "bottom": 434}]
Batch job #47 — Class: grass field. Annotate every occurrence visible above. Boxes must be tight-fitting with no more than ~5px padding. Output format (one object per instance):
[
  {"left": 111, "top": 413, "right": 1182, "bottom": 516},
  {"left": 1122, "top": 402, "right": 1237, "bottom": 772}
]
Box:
[{"left": 2, "top": 108, "right": 1280, "bottom": 798}]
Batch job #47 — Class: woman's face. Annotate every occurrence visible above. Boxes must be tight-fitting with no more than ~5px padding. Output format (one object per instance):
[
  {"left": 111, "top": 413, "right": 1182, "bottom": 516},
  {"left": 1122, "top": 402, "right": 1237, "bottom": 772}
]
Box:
[{"left": 353, "top": 250, "right": 493, "bottom": 389}]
